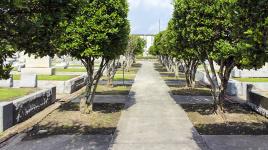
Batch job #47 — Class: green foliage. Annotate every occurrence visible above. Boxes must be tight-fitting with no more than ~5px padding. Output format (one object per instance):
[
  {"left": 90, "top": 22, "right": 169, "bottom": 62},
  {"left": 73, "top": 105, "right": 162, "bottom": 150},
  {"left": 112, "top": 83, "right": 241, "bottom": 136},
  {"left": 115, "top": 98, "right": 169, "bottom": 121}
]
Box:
[
  {"left": 13, "top": 75, "right": 78, "bottom": 81},
  {"left": 0, "top": 44, "right": 14, "bottom": 79},
  {"left": 171, "top": 0, "right": 268, "bottom": 109},
  {"left": 58, "top": 0, "right": 130, "bottom": 60},
  {"left": 172, "top": 0, "right": 268, "bottom": 70},
  {"left": 0, "top": 0, "right": 77, "bottom": 79},
  {"left": 126, "top": 35, "right": 146, "bottom": 56},
  {"left": 234, "top": 78, "right": 268, "bottom": 83}
]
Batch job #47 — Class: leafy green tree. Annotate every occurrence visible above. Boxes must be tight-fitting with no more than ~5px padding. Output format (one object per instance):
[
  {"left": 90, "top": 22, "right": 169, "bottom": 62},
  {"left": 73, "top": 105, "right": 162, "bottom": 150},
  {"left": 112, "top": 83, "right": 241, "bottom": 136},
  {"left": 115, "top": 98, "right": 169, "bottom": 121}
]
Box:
[
  {"left": 58, "top": 0, "right": 130, "bottom": 113},
  {"left": 173, "top": 0, "right": 268, "bottom": 112},
  {"left": 169, "top": 17, "right": 200, "bottom": 87},
  {"left": 0, "top": 0, "right": 77, "bottom": 79},
  {"left": 125, "top": 35, "right": 146, "bottom": 71},
  {"left": 150, "top": 19, "right": 199, "bottom": 88}
]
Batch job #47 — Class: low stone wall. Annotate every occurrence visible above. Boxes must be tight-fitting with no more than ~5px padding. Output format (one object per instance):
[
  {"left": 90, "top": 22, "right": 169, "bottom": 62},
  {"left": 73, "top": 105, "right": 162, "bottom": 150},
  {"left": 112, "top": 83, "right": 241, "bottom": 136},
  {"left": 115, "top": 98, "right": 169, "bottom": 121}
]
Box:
[
  {"left": 226, "top": 80, "right": 268, "bottom": 97},
  {"left": 0, "top": 102, "right": 13, "bottom": 131},
  {"left": 38, "top": 75, "right": 87, "bottom": 94},
  {"left": 13, "top": 87, "right": 56, "bottom": 123},
  {"left": 232, "top": 68, "right": 268, "bottom": 78},
  {"left": 0, "top": 87, "right": 56, "bottom": 131},
  {"left": 195, "top": 70, "right": 268, "bottom": 97},
  {"left": 64, "top": 75, "right": 87, "bottom": 94},
  {"left": 247, "top": 85, "right": 268, "bottom": 118}
]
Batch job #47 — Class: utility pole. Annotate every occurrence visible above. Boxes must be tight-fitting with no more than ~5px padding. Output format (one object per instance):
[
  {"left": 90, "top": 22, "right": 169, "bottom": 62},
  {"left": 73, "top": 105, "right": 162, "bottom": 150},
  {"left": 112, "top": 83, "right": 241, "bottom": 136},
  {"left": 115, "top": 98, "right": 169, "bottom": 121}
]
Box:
[{"left": 159, "top": 19, "right": 161, "bottom": 33}]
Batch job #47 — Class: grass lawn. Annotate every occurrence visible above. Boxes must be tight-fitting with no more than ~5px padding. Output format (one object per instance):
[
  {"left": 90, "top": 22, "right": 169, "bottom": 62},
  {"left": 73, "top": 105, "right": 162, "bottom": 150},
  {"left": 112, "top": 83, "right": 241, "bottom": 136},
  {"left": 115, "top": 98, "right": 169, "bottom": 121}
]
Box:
[
  {"left": 113, "top": 74, "right": 136, "bottom": 81},
  {"left": 116, "top": 68, "right": 139, "bottom": 74},
  {"left": 24, "top": 102, "right": 124, "bottom": 138},
  {"left": 55, "top": 68, "right": 86, "bottom": 72},
  {"left": 182, "top": 102, "right": 268, "bottom": 135},
  {"left": 136, "top": 56, "right": 157, "bottom": 60},
  {"left": 234, "top": 78, "right": 268, "bottom": 82},
  {"left": 101, "top": 74, "right": 136, "bottom": 81},
  {"left": 13, "top": 75, "right": 78, "bottom": 81},
  {"left": 0, "top": 88, "right": 38, "bottom": 102},
  {"left": 68, "top": 64, "right": 83, "bottom": 67},
  {"left": 161, "top": 75, "right": 186, "bottom": 81},
  {"left": 96, "top": 85, "right": 131, "bottom": 95}
]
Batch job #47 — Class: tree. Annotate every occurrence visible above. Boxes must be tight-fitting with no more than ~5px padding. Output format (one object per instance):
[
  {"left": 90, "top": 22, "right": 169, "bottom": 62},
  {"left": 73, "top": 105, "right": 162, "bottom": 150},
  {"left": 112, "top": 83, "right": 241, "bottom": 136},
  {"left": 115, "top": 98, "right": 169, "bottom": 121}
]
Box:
[
  {"left": 0, "top": 0, "right": 76, "bottom": 78},
  {"left": 0, "top": 2, "right": 14, "bottom": 79},
  {"left": 125, "top": 35, "right": 146, "bottom": 71},
  {"left": 58, "top": 0, "right": 130, "bottom": 113},
  {"left": 104, "top": 58, "right": 121, "bottom": 87},
  {"left": 150, "top": 19, "right": 199, "bottom": 88},
  {"left": 169, "top": 17, "right": 200, "bottom": 88},
  {"left": 0, "top": 45, "right": 14, "bottom": 80},
  {"left": 173, "top": 0, "right": 268, "bottom": 112}
]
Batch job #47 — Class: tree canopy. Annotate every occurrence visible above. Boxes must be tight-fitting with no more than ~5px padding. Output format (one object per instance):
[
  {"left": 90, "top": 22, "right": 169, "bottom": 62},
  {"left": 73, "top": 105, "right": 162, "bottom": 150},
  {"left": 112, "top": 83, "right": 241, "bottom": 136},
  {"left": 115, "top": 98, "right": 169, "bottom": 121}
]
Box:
[
  {"left": 0, "top": 0, "right": 77, "bottom": 79},
  {"left": 57, "top": 0, "right": 130, "bottom": 113},
  {"left": 151, "top": 0, "right": 268, "bottom": 111}
]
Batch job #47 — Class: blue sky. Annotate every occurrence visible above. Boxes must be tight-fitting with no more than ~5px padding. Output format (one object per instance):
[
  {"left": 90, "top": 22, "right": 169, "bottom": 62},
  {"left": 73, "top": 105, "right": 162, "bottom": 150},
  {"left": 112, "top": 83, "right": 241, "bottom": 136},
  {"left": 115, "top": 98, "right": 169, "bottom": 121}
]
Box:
[{"left": 128, "top": 0, "right": 173, "bottom": 35}]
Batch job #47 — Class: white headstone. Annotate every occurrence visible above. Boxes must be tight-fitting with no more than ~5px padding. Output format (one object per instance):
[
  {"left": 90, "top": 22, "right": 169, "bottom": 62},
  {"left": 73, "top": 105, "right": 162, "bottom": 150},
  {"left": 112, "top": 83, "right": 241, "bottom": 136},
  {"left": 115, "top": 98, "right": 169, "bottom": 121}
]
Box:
[
  {"left": 25, "top": 56, "right": 51, "bottom": 68},
  {"left": 0, "top": 78, "right": 13, "bottom": 88},
  {"left": 20, "top": 74, "right": 37, "bottom": 88},
  {"left": 21, "top": 56, "right": 55, "bottom": 75}
]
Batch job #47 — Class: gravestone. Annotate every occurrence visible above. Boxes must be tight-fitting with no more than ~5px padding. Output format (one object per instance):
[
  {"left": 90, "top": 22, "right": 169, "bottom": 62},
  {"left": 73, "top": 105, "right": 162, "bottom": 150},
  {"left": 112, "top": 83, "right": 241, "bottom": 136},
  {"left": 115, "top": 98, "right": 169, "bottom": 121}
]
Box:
[
  {"left": 55, "top": 62, "right": 69, "bottom": 69},
  {"left": 21, "top": 56, "right": 55, "bottom": 75},
  {"left": 226, "top": 80, "right": 238, "bottom": 96},
  {"left": 20, "top": 74, "right": 37, "bottom": 88},
  {"left": 0, "top": 78, "right": 13, "bottom": 87},
  {"left": 231, "top": 63, "right": 268, "bottom": 78},
  {"left": 0, "top": 102, "right": 14, "bottom": 132}
]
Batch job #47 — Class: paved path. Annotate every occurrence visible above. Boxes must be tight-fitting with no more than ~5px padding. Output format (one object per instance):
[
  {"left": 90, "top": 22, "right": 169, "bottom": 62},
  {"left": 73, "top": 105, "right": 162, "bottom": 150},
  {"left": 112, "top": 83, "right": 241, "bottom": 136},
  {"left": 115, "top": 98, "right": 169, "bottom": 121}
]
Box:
[
  {"left": 2, "top": 134, "right": 112, "bottom": 150},
  {"left": 110, "top": 61, "right": 206, "bottom": 150}
]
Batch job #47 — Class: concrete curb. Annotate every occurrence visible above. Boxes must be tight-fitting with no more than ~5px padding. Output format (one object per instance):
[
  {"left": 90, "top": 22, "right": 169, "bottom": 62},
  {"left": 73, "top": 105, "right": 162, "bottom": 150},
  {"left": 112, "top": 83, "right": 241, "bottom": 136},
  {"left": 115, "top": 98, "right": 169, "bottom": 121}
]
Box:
[{"left": 0, "top": 86, "right": 86, "bottom": 147}]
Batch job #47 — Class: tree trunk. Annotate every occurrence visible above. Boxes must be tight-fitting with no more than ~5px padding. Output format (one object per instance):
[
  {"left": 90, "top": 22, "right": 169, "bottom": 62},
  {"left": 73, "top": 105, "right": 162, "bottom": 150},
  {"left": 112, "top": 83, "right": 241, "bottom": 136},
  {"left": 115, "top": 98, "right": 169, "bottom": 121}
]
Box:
[
  {"left": 184, "top": 59, "right": 198, "bottom": 88},
  {"left": 80, "top": 96, "right": 92, "bottom": 114},
  {"left": 125, "top": 54, "right": 134, "bottom": 72},
  {"left": 80, "top": 57, "right": 109, "bottom": 114}
]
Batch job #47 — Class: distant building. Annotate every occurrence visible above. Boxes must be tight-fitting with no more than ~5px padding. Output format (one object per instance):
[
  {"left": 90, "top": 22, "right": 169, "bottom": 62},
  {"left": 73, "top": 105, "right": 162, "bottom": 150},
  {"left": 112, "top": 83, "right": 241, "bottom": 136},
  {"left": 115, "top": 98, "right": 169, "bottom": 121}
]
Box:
[{"left": 133, "top": 34, "right": 155, "bottom": 56}]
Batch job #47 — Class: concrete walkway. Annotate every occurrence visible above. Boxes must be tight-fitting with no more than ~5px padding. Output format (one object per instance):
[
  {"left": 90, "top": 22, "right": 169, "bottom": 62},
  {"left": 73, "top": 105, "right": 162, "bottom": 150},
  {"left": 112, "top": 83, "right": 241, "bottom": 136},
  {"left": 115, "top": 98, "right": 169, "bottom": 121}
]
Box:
[{"left": 110, "top": 61, "right": 207, "bottom": 150}]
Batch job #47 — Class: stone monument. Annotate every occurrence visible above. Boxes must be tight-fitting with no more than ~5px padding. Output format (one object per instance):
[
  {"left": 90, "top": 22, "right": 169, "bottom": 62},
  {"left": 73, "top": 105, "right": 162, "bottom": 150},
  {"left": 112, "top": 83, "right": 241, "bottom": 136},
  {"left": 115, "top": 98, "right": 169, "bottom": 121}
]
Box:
[
  {"left": 21, "top": 56, "right": 55, "bottom": 75},
  {"left": 231, "top": 64, "right": 268, "bottom": 78}
]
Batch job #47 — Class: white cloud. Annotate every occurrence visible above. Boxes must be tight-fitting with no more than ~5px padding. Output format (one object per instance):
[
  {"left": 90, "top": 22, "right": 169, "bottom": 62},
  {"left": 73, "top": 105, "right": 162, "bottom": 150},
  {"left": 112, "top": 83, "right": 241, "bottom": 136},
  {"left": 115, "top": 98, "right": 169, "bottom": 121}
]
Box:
[
  {"left": 129, "top": 0, "right": 173, "bottom": 10},
  {"left": 128, "top": 0, "right": 141, "bottom": 9}
]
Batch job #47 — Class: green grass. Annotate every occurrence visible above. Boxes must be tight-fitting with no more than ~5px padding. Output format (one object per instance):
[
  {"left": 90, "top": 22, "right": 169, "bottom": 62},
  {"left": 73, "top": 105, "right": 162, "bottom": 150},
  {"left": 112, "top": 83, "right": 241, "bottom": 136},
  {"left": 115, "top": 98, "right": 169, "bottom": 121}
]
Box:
[
  {"left": 101, "top": 74, "right": 136, "bottom": 81},
  {"left": 0, "top": 88, "right": 37, "bottom": 101},
  {"left": 56, "top": 68, "right": 86, "bottom": 72},
  {"left": 96, "top": 85, "right": 131, "bottom": 95},
  {"left": 113, "top": 74, "right": 136, "bottom": 81},
  {"left": 116, "top": 69, "right": 138, "bottom": 74},
  {"left": 234, "top": 78, "right": 268, "bottom": 82},
  {"left": 68, "top": 64, "right": 83, "bottom": 67},
  {"left": 13, "top": 75, "right": 78, "bottom": 81},
  {"left": 136, "top": 56, "right": 157, "bottom": 60}
]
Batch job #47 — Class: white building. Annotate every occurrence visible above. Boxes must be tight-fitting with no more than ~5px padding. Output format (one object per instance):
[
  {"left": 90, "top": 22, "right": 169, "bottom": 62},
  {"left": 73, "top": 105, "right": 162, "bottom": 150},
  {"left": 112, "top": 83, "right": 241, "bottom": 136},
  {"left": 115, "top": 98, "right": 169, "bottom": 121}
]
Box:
[{"left": 133, "top": 34, "right": 155, "bottom": 56}]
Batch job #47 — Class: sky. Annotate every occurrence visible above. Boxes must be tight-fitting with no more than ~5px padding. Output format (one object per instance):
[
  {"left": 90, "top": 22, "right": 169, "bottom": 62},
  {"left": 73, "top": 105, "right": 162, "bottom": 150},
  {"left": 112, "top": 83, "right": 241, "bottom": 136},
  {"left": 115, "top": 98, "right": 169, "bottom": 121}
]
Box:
[{"left": 128, "top": 0, "right": 173, "bottom": 35}]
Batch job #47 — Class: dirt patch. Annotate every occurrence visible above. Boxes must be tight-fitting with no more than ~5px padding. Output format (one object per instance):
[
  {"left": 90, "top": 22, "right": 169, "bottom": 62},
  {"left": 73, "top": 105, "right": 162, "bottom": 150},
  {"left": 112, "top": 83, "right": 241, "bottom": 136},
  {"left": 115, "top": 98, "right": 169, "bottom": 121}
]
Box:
[
  {"left": 171, "top": 86, "right": 212, "bottom": 96},
  {"left": 182, "top": 102, "right": 268, "bottom": 135},
  {"left": 132, "top": 63, "right": 142, "bottom": 68},
  {"left": 24, "top": 103, "right": 124, "bottom": 140}
]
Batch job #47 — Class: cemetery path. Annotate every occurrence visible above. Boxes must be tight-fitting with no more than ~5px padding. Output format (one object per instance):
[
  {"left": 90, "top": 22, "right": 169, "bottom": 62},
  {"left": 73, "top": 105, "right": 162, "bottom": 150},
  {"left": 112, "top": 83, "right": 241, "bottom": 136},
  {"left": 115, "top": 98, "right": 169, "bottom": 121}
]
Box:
[{"left": 110, "top": 61, "right": 207, "bottom": 150}]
